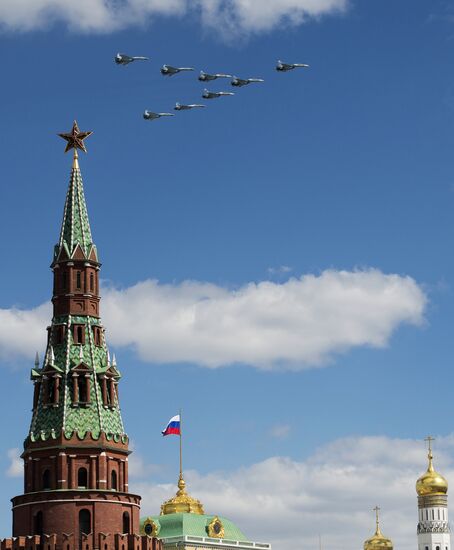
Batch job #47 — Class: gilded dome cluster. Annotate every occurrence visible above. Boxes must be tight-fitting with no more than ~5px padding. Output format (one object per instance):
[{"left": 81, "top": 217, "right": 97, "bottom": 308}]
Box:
[{"left": 416, "top": 450, "right": 448, "bottom": 497}]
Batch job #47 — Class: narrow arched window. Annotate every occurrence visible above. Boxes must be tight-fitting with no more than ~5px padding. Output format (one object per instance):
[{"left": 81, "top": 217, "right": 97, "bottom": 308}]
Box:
[
  {"left": 34, "top": 511, "right": 43, "bottom": 536},
  {"left": 90, "top": 273, "right": 94, "bottom": 292},
  {"left": 79, "top": 509, "right": 91, "bottom": 542},
  {"left": 77, "top": 326, "right": 83, "bottom": 343},
  {"left": 78, "top": 467, "right": 88, "bottom": 488},
  {"left": 42, "top": 469, "right": 51, "bottom": 490},
  {"left": 122, "top": 512, "right": 130, "bottom": 534},
  {"left": 76, "top": 271, "right": 82, "bottom": 289},
  {"left": 79, "top": 377, "right": 88, "bottom": 403},
  {"left": 111, "top": 470, "right": 117, "bottom": 491},
  {"left": 62, "top": 271, "right": 67, "bottom": 291}
]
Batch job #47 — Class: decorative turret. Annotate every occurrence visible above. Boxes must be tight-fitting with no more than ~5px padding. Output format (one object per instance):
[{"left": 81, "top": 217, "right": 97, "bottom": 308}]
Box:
[
  {"left": 416, "top": 437, "right": 451, "bottom": 550},
  {"left": 11, "top": 123, "right": 141, "bottom": 547},
  {"left": 364, "top": 506, "right": 393, "bottom": 550}
]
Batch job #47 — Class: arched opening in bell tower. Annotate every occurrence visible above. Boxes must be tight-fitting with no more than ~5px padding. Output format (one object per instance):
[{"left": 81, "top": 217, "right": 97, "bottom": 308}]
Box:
[
  {"left": 122, "top": 512, "right": 130, "bottom": 534},
  {"left": 77, "top": 468, "right": 88, "bottom": 489},
  {"left": 42, "top": 469, "right": 51, "bottom": 490},
  {"left": 33, "top": 511, "right": 43, "bottom": 536},
  {"left": 111, "top": 470, "right": 117, "bottom": 491},
  {"left": 79, "top": 509, "right": 91, "bottom": 549}
]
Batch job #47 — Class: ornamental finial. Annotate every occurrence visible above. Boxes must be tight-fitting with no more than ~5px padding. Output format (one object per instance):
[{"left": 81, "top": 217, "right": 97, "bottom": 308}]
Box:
[
  {"left": 373, "top": 505, "right": 381, "bottom": 533},
  {"left": 425, "top": 435, "right": 435, "bottom": 468},
  {"left": 58, "top": 120, "right": 93, "bottom": 155}
]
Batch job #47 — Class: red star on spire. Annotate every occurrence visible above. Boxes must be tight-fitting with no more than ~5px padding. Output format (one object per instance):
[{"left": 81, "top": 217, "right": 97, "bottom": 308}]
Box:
[{"left": 58, "top": 120, "right": 93, "bottom": 153}]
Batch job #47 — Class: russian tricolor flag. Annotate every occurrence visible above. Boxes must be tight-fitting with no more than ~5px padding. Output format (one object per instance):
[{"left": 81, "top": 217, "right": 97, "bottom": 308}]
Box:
[{"left": 162, "top": 414, "right": 181, "bottom": 436}]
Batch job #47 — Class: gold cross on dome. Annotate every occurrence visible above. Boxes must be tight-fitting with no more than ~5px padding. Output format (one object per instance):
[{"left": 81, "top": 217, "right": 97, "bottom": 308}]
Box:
[
  {"left": 425, "top": 435, "right": 435, "bottom": 453},
  {"left": 373, "top": 506, "right": 380, "bottom": 527}
]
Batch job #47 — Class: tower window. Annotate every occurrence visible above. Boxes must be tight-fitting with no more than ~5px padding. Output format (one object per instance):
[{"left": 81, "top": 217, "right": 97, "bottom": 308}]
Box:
[
  {"left": 92, "top": 326, "right": 101, "bottom": 346},
  {"left": 436, "top": 546, "right": 440, "bottom": 550},
  {"left": 34, "top": 512, "right": 43, "bottom": 537},
  {"left": 73, "top": 325, "right": 85, "bottom": 344},
  {"left": 78, "top": 468, "right": 88, "bottom": 488},
  {"left": 54, "top": 325, "right": 66, "bottom": 345},
  {"left": 79, "top": 376, "right": 89, "bottom": 403},
  {"left": 122, "top": 512, "right": 130, "bottom": 534},
  {"left": 79, "top": 509, "right": 91, "bottom": 539},
  {"left": 42, "top": 469, "right": 51, "bottom": 490},
  {"left": 111, "top": 470, "right": 117, "bottom": 491},
  {"left": 76, "top": 271, "right": 82, "bottom": 290},
  {"left": 90, "top": 273, "right": 94, "bottom": 292},
  {"left": 432, "top": 510, "right": 435, "bottom": 520},
  {"left": 62, "top": 271, "right": 67, "bottom": 291}
]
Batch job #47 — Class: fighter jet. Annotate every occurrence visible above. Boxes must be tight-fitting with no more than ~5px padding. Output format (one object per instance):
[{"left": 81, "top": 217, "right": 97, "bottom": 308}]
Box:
[
  {"left": 276, "top": 60, "right": 309, "bottom": 72},
  {"left": 115, "top": 53, "right": 148, "bottom": 65},
  {"left": 143, "top": 110, "right": 174, "bottom": 120},
  {"left": 202, "top": 89, "right": 235, "bottom": 99},
  {"left": 161, "top": 64, "right": 195, "bottom": 76},
  {"left": 198, "top": 71, "right": 232, "bottom": 82},
  {"left": 174, "top": 103, "right": 206, "bottom": 111},
  {"left": 231, "top": 76, "right": 264, "bottom": 87}
]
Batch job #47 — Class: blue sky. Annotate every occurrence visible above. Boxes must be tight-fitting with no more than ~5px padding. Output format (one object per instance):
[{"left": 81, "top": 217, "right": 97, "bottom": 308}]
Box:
[{"left": 1, "top": 1, "right": 454, "bottom": 549}]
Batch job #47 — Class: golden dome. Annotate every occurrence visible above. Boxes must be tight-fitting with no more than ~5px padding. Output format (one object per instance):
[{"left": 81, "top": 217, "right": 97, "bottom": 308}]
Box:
[
  {"left": 364, "top": 528, "right": 393, "bottom": 550},
  {"left": 160, "top": 474, "right": 205, "bottom": 515},
  {"left": 416, "top": 449, "right": 448, "bottom": 496},
  {"left": 364, "top": 507, "right": 393, "bottom": 550}
]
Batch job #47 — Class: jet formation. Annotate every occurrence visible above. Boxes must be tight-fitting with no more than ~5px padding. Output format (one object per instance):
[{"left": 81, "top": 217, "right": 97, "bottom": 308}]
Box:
[{"left": 115, "top": 54, "right": 309, "bottom": 121}]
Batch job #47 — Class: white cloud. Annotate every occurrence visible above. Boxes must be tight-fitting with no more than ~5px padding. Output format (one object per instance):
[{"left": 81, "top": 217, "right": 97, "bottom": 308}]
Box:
[
  {"left": 0, "top": 0, "right": 347, "bottom": 34},
  {"left": 102, "top": 269, "right": 426, "bottom": 369},
  {"left": 0, "top": 303, "right": 50, "bottom": 363},
  {"left": 269, "top": 424, "right": 291, "bottom": 439},
  {"left": 0, "top": 269, "right": 426, "bottom": 370},
  {"left": 6, "top": 448, "right": 22, "bottom": 478},
  {"left": 132, "top": 434, "right": 454, "bottom": 550}
]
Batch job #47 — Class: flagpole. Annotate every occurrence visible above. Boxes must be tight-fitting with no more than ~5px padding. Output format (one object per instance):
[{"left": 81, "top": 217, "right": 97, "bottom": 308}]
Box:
[{"left": 179, "top": 408, "right": 183, "bottom": 479}]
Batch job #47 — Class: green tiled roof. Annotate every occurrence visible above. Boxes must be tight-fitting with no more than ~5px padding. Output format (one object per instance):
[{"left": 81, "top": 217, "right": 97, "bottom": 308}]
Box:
[
  {"left": 140, "top": 514, "right": 249, "bottom": 542},
  {"left": 56, "top": 160, "right": 93, "bottom": 259},
  {"left": 27, "top": 159, "right": 126, "bottom": 444}
]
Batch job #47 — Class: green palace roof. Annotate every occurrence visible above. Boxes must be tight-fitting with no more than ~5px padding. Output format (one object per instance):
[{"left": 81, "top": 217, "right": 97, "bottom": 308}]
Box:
[{"left": 140, "top": 513, "right": 249, "bottom": 542}]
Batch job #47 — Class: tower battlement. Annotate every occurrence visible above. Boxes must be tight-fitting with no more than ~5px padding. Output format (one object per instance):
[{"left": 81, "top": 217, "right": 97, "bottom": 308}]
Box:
[{"left": 0, "top": 534, "right": 163, "bottom": 550}]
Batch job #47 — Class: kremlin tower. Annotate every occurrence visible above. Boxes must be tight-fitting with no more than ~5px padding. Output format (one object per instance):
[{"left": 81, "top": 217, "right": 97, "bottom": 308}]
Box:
[
  {"left": 4, "top": 122, "right": 161, "bottom": 550},
  {"left": 416, "top": 437, "right": 451, "bottom": 550}
]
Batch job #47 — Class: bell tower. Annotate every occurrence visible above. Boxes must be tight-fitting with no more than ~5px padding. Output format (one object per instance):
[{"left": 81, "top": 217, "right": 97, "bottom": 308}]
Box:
[
  {"left": 11, "top": 122, "right": 141, "bottom": 547},
  {"left": 416, "top": 436, "right": 451, "bottom": 550}
]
